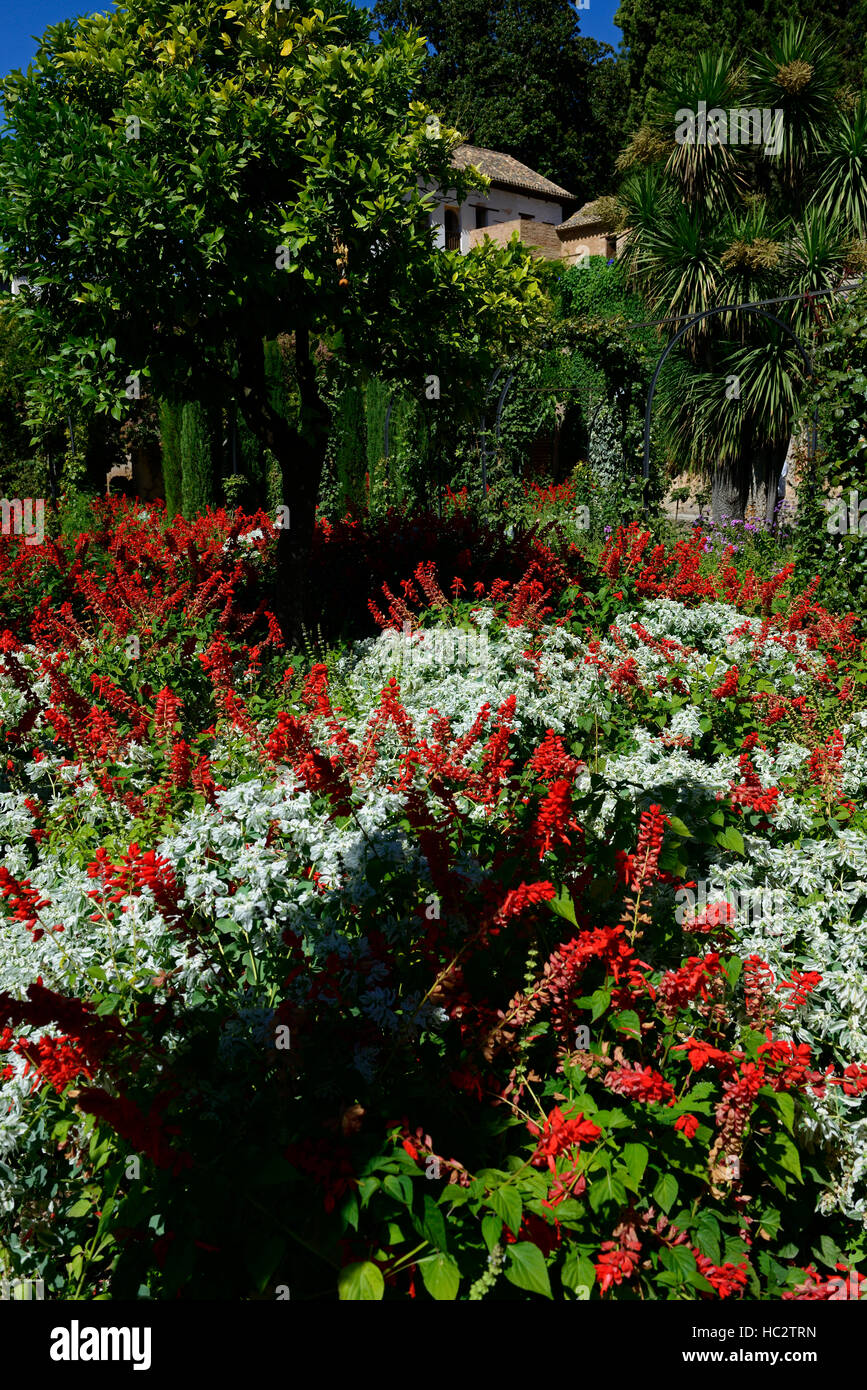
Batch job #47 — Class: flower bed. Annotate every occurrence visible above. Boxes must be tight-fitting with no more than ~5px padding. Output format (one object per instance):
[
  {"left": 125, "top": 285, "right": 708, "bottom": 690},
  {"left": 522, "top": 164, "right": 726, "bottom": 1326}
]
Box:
[{"left": 0, "top": 503, "right": 865, "bottom": 1300}]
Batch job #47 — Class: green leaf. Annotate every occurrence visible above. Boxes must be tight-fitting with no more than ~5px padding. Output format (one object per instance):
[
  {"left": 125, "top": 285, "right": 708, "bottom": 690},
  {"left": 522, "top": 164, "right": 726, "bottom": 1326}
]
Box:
[
  {"left": 505, "top": 1241, "right": 553, "bottom": 1298},
  {"left": 481, "top": 1212, "right": 502, "bottom": 1252},
  {"left": 420, "top": 1193, "right": 449, "bottom": 1252},
  {"left": 693, "top": 1210, "right": 721, "bottom": 1266},
  {"left": 356, "top": 1176, "right": 379, "bottom": 1207},
  {"left": 338, "top": 1261, "right": 385, "bottom": 1301},
  {"left": 757, "top": 1208, "right": 781, "bottom": 1240},
  {"left": 814, "top": 1234, "right": 842, "bottom": 1270},
  {"left": 246, "top": 1233, "right": 285, "bottom": 1292},
  {"left": 764, "top": 1089, "right": 795, "bottom": 1135},
  {"left": 653, "top": 1172, "right": 679, "bottom": 1213},
  {"left": 588, "top": 1169, "right": 626, "bottom": 1212},
  {"left": 662, "top": 1244, "right": 697, "bottom": 1278},
  {"left": 622, "top": 1143, "right": 649, "bottom": 1186},
  {"left": 383, "top": 1173, "right": 412, "bottom": 1205},
  {"left": 766, "top": 1133, "right": 802, "bottom": 1184},
  {"left": 420, "top": 1251, "right": 461, "bottom": 1300},
  {"left": 589, "top": 988, "right": 611, "bottom": 1022},
  {"left": 561, "top": 1251, "right": 595, "bottom": 1297},
  {"left": 718, "top": 825, "right": 745, "bottom": 855},
  {"left": 339, "top": 1191, "right": 359, "bottom": 1232},
  {"left": 667, "top": 815, "right": 693, "bottom": 838},
  {"left": 612, "top": 1010, "right": 642, "bottom": 1040},
  {"left": 484, "top": 1185, "right": 522, "bottom": 1236},
  {"left": 548, "top": 888, "right": 577, "bottom": 926},
  {"left": 66, "top": 1199, "right": 92, "bottom": 1219}
]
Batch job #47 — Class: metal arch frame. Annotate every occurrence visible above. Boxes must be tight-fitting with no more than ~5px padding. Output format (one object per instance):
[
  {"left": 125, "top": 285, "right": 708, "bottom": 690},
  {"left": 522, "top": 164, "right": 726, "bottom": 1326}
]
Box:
[
  {"left": 479, "top": 347, "right": 579, "bottom": 493},
  {"left": 481, "top": 371, "right": 612, "bottom": 491},
  {"left": 383, "top": 327, "right": 661, "bottom": 507},
  {"left": 386, "top": 365, "right": 523, "bottom": 468},
  {"left": 642, "top": 302, "right": 820, "bottom": 513},
  {"left": 383, "top": 337, "right": 614, "bottom": 500}
]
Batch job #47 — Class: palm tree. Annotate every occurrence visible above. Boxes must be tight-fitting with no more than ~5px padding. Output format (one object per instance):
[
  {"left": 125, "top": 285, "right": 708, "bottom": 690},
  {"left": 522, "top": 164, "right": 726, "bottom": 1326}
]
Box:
[
  {"left": 816, "top": 99, "right": 867, "bottom": 238},
  {"left": 617, "top": 21, "right": 867, "bottom": 523}
]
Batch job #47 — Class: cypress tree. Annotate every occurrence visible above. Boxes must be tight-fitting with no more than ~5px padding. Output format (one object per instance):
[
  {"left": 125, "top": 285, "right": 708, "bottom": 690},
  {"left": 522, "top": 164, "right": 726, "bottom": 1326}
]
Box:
[
  {"left": 179, "top": 400, "right": 215, "bottom": 519},
  {"left": 365, "top": 377, "right": 390, "bottom": 508},
  {"left": 158, "top": 399, "right": 183, "bottom": 521},
  {"left": 389, "top": 389, "right": 417, "bottom": 510}
]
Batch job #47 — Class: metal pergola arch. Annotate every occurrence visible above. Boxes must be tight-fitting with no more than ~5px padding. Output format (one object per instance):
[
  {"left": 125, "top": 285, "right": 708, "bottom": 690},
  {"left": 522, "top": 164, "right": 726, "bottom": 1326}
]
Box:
[{"left": 478, "top": 349, "right": 617, "bottom": 495}]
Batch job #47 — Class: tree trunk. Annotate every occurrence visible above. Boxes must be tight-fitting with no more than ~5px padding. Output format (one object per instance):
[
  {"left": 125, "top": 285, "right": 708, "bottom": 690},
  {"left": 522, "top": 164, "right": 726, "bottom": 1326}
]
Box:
[
  {"left": 237, "top": 330, "right": 330, "bottom": 639},
  {"left": 712, "top": 458, "right": 749, "bottom": 525},
  {"left": 751, "top": 441, "right": 787, "bottom": 530}
]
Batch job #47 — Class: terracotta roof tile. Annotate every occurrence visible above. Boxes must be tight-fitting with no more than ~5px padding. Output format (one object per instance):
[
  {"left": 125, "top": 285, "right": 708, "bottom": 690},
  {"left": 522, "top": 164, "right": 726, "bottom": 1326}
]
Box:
[
  {"left": 557, "top": 200, "right": 612, "bottom": 232},
  {"left": 451, "top": 144, "right": 574, "bottom": 201}
]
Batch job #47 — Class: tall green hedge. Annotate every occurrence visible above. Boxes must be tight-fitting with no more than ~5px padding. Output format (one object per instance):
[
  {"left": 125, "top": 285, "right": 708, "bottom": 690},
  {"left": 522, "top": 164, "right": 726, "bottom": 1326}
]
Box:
[
  {"left": 333, "top": 382, "right": 367, "bottom": 512},
  {"left": 365, "top": 376, "right": 389, "bottom": 498},
  {"left": 179, "top": 400, "right": 215, "bottom": 519},
  {"left": 158, "top": 399, "right": 183, "bottom": 520},
  {"left": 794, "top": 284, "right": 867, "bottom": 606}
]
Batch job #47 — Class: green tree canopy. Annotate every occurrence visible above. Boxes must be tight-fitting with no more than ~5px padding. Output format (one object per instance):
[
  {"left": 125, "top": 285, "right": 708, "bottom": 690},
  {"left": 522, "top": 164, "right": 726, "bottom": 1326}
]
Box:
[
  {"left": 614, "top": 0, "right": 867, "bottom": 131},
  {"left": 616, "top": 22, "right": 867, "bottom": 522},
  {"left": 372, "top": 0, "right": 627, "bottom": 204},
  {"left": 0, "top": 0, "right": 551, "bottom": 624}
]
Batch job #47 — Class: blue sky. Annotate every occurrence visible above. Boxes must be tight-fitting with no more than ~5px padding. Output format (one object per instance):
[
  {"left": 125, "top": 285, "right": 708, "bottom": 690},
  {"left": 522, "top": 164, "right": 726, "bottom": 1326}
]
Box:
[{"left": 0, "top": 1, "right": 623, "bottom": 79}]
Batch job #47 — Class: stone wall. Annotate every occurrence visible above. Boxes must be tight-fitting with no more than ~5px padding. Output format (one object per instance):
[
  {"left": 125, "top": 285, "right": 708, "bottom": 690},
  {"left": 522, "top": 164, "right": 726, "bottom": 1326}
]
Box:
[
  {"left": 558, "top": 230, "right": 622, "bottom": 265},
  {"left": 424, "top": 179, "right": 564, "bottom": 253},
  {"left": 468, "top": 218, "right": 562, "bottom": 259}
]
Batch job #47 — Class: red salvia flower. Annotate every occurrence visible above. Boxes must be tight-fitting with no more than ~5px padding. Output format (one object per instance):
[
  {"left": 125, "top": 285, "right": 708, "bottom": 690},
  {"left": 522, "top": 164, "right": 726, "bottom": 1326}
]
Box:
[{"left": 526, "top": 1106, "right": 601, "bottom": 1172}]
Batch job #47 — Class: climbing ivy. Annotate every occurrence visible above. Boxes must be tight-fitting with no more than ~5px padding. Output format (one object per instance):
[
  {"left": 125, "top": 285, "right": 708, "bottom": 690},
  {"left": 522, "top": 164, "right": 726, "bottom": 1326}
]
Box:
[{"left": 795, "top": 284, "right": 867, "bottom": 607}]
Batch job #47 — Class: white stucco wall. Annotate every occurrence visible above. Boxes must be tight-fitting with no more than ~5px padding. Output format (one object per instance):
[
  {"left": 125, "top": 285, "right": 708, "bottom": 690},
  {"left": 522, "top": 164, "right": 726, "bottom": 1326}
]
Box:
[{"left": 422, "top": 181, "right": 564, "bottom": 252}]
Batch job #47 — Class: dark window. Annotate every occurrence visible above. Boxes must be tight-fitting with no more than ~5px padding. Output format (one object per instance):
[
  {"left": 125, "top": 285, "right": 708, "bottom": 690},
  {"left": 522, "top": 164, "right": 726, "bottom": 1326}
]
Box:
[
  {"left": 520, "top": 213, "right": 535, "bottom": 221},
  {"left": 474, "top": 205, "right": 489, "bottom": 229},
  {"left": 444, "top": 207, "right": 460, "bottom": 250},
  {"left": 605, "top": 235, "right": 617, "bottom": 259}
]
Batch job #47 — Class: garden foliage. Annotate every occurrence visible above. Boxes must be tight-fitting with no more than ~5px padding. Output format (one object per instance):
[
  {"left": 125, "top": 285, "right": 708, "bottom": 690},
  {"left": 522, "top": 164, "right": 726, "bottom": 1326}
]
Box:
[{"left": 1, "top": 501, "right": 866, "bottom": 1300}]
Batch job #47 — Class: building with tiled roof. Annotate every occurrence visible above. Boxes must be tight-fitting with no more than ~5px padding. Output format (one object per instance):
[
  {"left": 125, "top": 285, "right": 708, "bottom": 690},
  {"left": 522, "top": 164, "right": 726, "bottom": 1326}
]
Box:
[
  {"left": 556, "top": 199, "right": 624, "bottom": 266},
  {"left": 426, "top": 144, "right": 576, "bottom": 258},
  {"left": 558, "top": 199, "right": 607, "bottom": 232},
  {"left": 450, "top": 145, "right": 575, "bottom": 202},
  {"left": 426, "top": 145, "right": 625, "bottom": 265}
]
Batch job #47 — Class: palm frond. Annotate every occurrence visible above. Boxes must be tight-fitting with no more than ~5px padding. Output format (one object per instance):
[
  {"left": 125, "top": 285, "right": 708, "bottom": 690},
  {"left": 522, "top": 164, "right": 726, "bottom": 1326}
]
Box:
[
  {"left": 816, "top": 99, "right": 867, "bottom": 238},
  {"left": 745, "top": 19, "right": 840, "bottom": 193}
]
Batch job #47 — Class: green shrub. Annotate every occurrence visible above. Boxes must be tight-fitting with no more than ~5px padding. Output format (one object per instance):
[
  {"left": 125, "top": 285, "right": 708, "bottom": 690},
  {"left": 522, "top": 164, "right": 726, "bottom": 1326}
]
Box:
[
  {"left": 158, "top": 399, "right": 183, "bottom": 521},
  {"left": 794, "top": 286, "right": 867, "bottom": 607},
  {"left": 333, "top": 381, "right": 367, "bottom": 511},
  {"left": 180, "top": 400, "right": 215, "bottom": 519}
]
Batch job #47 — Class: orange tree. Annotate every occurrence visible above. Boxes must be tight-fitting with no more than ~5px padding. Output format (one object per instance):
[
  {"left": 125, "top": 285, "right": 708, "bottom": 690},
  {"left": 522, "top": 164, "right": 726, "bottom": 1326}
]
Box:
[{"left": 0, "top": 0, "right": 550, "bottom": 628}]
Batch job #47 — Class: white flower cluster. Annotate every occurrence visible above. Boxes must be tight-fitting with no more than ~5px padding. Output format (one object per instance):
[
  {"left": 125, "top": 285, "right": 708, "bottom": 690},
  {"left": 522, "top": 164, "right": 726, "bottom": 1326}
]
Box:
[{"left": 1, "top": 594, "right": 866, "bottom": 1219}]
